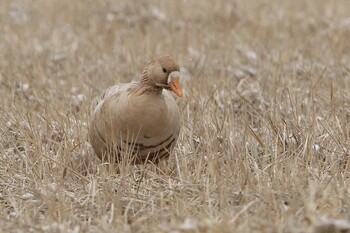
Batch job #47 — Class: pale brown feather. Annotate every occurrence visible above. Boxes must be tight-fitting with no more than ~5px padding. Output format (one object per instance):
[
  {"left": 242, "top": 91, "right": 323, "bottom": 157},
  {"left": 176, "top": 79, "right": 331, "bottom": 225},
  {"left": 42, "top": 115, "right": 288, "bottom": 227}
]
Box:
[{"left": 88, "top": 56, "right": 181, "bottom": 164}]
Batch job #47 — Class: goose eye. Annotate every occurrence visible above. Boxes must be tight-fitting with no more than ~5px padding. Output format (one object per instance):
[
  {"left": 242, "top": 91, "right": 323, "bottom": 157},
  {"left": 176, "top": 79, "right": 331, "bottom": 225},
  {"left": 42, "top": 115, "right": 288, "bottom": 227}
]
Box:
[{"left": 162, "top": 67, "right": 167, "bottom": 73}]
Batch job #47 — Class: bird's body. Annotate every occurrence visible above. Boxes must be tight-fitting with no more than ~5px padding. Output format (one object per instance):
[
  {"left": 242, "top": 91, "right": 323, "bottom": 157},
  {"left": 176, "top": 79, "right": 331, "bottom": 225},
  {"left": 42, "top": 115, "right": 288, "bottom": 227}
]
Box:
[{"left": 89, "top": 56, "right": 182, "bottom": 164}]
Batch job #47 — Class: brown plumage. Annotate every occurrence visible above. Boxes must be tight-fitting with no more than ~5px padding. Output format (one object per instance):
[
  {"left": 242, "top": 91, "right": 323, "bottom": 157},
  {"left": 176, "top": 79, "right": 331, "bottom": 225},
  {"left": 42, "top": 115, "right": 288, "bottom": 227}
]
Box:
[{"left": 89, "top": 55, "right": 182, "bottom": 164}]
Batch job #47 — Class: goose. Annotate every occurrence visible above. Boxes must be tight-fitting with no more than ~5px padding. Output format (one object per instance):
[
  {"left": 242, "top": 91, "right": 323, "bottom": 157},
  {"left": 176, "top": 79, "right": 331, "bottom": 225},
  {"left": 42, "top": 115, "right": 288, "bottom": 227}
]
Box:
[{"left": 89, "top": 55, "right": 182, "bottom": 164}]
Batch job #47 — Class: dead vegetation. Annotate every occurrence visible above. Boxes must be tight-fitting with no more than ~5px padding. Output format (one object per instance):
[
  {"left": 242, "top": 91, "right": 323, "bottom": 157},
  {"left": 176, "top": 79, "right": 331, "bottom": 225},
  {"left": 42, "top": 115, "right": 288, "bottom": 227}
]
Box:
[{"left": 1, "top": 0, "right": 350, "bottom": 232}]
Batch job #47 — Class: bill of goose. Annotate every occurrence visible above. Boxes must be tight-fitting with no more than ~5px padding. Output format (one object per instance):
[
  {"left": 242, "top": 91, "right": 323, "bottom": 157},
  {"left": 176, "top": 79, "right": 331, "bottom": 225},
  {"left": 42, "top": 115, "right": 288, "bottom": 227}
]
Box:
[{"left": 89, "top": 55, "right": 182, "bottom": 164}]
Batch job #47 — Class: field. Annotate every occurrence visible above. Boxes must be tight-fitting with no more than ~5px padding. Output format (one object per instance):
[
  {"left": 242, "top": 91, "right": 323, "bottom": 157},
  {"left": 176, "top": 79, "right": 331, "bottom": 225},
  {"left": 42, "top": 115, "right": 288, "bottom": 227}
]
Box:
[{"left": 1, "top": 0, "right": 350, "bottom": 232}]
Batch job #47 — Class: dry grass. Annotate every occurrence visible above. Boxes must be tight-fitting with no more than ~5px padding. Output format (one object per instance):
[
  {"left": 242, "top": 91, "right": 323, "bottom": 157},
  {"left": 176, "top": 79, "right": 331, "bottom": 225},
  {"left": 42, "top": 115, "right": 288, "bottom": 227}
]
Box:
[{"left": 1, "top": 0, "right": 350, "bottom": 232}]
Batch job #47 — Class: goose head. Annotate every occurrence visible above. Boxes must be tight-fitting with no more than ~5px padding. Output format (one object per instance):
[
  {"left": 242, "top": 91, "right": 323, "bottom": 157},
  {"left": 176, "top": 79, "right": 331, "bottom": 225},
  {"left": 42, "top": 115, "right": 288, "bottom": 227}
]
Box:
[{"left": 141, "top": 55, "right": 183, "bottom": 97}]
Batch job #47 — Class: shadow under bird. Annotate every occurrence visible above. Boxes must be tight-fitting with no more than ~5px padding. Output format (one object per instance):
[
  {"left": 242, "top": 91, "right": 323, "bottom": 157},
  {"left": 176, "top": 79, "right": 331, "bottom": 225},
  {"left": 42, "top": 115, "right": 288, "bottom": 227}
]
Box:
[{"left": 89, "top": 55, "right": 183, "bottom": 164}]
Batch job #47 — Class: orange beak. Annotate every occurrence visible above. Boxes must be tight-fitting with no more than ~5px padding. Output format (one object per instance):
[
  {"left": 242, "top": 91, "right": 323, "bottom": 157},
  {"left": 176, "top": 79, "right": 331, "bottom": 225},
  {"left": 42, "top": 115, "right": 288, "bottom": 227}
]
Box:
[{"left": 168, "top": 76, "right": 183, "bottom": 97}]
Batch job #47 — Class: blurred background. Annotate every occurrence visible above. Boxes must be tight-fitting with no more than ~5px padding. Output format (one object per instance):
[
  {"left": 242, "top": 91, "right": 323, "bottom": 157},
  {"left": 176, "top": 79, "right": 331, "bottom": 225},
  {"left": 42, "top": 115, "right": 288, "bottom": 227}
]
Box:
[{"left": 1, "top": 0, "right": 349, "bottom": 101}]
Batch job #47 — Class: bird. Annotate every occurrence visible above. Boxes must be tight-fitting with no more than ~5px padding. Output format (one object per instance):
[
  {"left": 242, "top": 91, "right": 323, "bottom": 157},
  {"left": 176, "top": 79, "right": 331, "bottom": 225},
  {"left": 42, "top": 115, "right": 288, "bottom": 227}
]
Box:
[{"left": 88, "top": 55, "right": 182, "bottom": 164}]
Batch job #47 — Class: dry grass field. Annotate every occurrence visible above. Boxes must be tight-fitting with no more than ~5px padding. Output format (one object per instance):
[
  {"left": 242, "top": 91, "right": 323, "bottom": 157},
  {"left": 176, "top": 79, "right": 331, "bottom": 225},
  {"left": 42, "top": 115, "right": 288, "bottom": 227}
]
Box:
[{"left": 1, "top": 0, "right": 350, "bottom": 232}]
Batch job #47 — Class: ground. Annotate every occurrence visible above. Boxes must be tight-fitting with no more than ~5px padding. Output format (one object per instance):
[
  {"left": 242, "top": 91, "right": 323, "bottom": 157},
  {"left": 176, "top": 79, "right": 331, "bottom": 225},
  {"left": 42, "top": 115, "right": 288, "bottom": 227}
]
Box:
[{"left": 1, "top": 0, "right": 350, "bottom": 232}]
